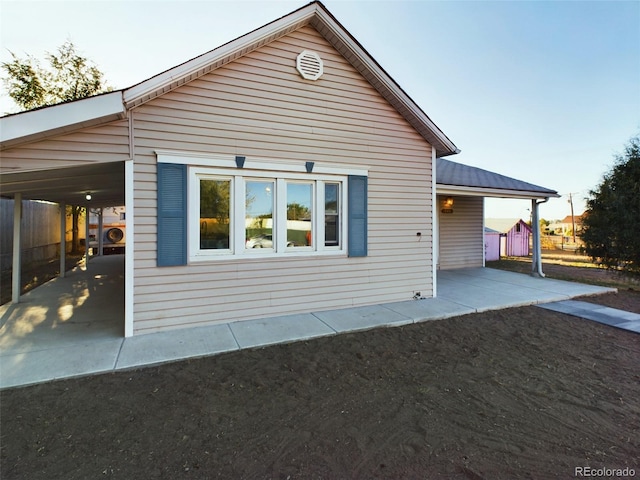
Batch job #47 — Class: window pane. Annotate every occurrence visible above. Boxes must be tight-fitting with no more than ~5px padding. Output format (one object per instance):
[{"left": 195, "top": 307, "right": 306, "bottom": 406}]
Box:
[
  {"left": 245, "top": 181, "right": 275, "bottom": 249},
  {"left": 200, "top": 179, "right": 230, "bottom": 250},
  {"left": 287, "top": 183, "right": 313, "bottom": 247},
  {"left": 325, "top": 183, "right": 340, "bottom": 246}
]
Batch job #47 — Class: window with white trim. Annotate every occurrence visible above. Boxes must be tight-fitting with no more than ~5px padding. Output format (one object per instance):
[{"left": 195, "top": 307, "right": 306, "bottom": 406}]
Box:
[
  {"left": 198, "top": 176, "right": 232, "bottom": 252},
  {"left": 189, "top": 167, "right": 347, "bottom": 260}
]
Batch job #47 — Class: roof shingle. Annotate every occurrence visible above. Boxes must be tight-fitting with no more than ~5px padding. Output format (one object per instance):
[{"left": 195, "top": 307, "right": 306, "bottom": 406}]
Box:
[{"left": 437, "top": 158, "right": 557, "bottom": 196}]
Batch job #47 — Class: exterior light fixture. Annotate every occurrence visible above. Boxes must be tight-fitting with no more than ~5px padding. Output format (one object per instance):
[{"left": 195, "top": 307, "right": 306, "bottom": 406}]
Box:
[
  {"left": 441, "top": 196, "right": 454, "bottom": 214},
  {"left": 85, "top": 193, "right": 92, "bottom": 201}
]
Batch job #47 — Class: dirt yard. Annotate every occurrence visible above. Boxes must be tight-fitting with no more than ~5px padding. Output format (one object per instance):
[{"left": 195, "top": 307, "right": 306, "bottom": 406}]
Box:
[{"left": 1, "top": 264, "right": 639, "bottom": 479}]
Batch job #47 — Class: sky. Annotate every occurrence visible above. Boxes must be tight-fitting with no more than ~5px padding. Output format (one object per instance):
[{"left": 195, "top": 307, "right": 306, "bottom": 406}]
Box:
[{"left": 1, "top": 0, "right": 639, "bottom": 221}]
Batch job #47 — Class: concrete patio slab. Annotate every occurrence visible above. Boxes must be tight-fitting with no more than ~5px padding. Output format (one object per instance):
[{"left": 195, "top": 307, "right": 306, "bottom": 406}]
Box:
[
  {"left": 229, "top": 313, "right": 336, "bottom": 349},
  {"left": 1, "top": 256, "right": 620, "bottom": 389},
  {"left": 0, "top": 255, "right": 123, "bottom": 357},
  {"left": 1, "top": 339, "right": 122, "bottom": 389},
  {"left": 312, "top": 305, "right": 413, "bottom": 333},
  {"left": 382, "top": 297, "right": 475, "bottom": 322}
]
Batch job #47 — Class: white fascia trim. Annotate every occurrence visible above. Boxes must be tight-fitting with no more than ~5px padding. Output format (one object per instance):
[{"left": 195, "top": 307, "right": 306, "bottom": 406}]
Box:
[
  {"left": 313, "top": 8, "right": 458, "bottom": 156},
  {"left": 156, "top": 150, "right": 369, "bottom": 177},
  {"left": 436, "top": 184, "right": 559, "bottom": 200},
  {"left": 123, "top": 4, "right": 318, "bottom": 106},
  {"left": 0, "top": 92, "right": 125, "bottom": 144}
]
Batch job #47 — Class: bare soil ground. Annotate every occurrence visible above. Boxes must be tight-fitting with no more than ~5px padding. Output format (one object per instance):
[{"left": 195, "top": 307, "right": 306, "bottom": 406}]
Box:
[{"left": 1, "top": 260, "right": 639, "bottom": 479}]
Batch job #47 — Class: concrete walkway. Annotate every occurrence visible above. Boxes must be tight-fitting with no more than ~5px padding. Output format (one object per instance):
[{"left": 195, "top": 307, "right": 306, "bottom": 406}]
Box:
[
  {"left": 1, "top": 256, "right": 616, "bottom": 389},
  {"left": 538, "top": 300, "right": 640, "bottom": 333}
]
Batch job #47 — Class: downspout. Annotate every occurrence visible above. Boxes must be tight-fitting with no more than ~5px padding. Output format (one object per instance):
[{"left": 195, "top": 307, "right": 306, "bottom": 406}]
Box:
[{"left": 531, "top": 197, "right": 550, "bottom": 277}]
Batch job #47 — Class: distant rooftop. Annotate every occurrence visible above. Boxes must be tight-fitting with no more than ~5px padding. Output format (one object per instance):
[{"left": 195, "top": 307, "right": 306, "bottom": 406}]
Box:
[{"left": 485, "top": 218, "right": 531, "bottom": 233}]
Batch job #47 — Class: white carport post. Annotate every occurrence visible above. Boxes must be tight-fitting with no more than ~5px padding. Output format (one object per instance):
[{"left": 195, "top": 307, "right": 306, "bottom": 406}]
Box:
[
  {"left": 97, "top": 208, "right": 104, "bottom": 256},
  {"left": 85, "top": 206, "right": 90, "bottom": 269},
  {"left": 59, "top": 202, "right": 66, "bottom": 278},
  {"left": 531, "top": 198, "right": 547, "bottom": 277},
  {"left": 11, "top": 193, "right": 22, "bottom": 303}
]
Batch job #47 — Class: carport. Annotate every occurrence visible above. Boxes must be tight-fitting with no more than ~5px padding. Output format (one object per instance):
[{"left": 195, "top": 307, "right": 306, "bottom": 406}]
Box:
[
  {"left": 435, "top": 158, "right": 560, "bottom": 273},
  {"left": 0, "top": 92, "right": 132, "bottom": 335}
]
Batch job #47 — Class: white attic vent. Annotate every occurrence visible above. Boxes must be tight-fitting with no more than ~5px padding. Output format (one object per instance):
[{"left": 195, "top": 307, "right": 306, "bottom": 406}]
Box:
[{"left": 296, "top": 50, "right": 323, "bottom": 80}]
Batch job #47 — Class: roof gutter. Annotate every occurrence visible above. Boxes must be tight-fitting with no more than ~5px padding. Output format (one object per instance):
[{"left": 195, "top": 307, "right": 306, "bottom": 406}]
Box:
[{"left": 437, "top": 184, "right": 560, "bottom": 200}]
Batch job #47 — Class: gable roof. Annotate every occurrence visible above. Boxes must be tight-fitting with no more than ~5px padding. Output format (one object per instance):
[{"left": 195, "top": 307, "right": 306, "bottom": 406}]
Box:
[
  {"left": 485, "top": 218, "right": 532, "bottom": 233},
  {"left": 1, "top": 1, "right": 458, "bottom": 157},
  {"left": 559, "top": 214, "right": 584, "bottom": 224},
  {"left": 436, "top": 158, "right": 559, "bottom": 199}
]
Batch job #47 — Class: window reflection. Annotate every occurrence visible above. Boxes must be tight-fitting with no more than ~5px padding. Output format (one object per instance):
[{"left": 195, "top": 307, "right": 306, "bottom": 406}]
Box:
[
  {"left": 200, "top": 179, "right": 231, "bottom": 249},
  {"left": 245, "top": 180, "right": 275, "bottom": 249},
  {"left": 287, "top": 183, "right": 313, "bottom": 247},
  {"left": 325, "top": 183, "right": 340, "bottom": 247}
]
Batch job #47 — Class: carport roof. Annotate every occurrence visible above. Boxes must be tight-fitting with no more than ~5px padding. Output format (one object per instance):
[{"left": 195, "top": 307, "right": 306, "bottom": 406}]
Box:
[
  {"left": 436, "top": 158, "right": 559, "bottom": 199},
  {"left": 0, "top": 162, "right": 125, "bottom": 208}
]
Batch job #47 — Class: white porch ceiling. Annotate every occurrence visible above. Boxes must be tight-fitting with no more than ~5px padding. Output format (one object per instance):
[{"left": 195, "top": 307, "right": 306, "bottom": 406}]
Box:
[{"left": 0, "top": 161, "right": 125, "bottom": 207}]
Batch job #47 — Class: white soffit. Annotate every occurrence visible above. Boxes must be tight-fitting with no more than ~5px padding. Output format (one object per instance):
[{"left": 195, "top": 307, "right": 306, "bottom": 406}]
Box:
[{"left": 0, "top": 92, "right": 125, "bottom": 149}]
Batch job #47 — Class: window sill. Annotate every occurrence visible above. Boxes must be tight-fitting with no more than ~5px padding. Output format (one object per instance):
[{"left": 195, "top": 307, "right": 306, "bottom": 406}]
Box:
[{"left": 189, "top": 249, "right": 346, "bottom": 263}]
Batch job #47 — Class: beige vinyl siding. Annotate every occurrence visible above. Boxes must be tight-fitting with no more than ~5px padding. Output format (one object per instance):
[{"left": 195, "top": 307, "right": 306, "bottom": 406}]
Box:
[
  {"left": 438, "top": 195, "right": 484, "bottom": 270},
  {"left": 131, "top": 25, "right": 434, "bottom": 334},
  {"left": 0, "top": 121, "right": 130, "bottom": 172}
]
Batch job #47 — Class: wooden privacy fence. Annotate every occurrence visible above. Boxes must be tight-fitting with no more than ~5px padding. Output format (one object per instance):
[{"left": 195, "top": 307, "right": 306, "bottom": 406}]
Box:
[{"left": 0, "top": 198, "right": 85, "bottom": 270}]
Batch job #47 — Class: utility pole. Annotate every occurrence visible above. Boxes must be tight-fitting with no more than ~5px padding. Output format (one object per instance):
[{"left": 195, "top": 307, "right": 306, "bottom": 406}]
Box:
[{"left": 568, "top": 193, "right": 576, "bottom": 243}]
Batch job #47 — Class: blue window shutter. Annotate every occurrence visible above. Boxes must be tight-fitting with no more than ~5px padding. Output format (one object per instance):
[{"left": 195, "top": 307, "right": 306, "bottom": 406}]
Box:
[
  {"left": 157, "top": 163, "right": 187, "bottom": 266},
  {"left": 348, "top": 175, "right": 368, "bottom": 257}
]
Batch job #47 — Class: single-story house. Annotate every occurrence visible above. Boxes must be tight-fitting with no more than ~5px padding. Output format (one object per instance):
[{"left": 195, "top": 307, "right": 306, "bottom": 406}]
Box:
[
  {"left": 549, "top": 214, "right": 584, "bottom": 237},
  {"left": 485, "top": 218, "right": 532, "bottom": 257},
  {"left": 0, "top": 1, "right": 558, "bottom": 337}
]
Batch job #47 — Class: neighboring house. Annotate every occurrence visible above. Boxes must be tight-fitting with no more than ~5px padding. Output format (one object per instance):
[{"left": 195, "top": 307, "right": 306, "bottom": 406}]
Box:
[
  {"left": 549, "top": 214, "right": 584, "bottom": 237},
  {"left": 0, "top": 2, "right": 558, "bottom": 336},
  {"left": 485, "top": 218, "right": 532, "bottom": 257}
]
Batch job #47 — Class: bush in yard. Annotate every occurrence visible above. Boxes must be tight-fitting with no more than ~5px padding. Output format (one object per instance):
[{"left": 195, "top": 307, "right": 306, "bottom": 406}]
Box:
[{"left": 581, "top": 136, "right": 640, "bottom": 275}]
